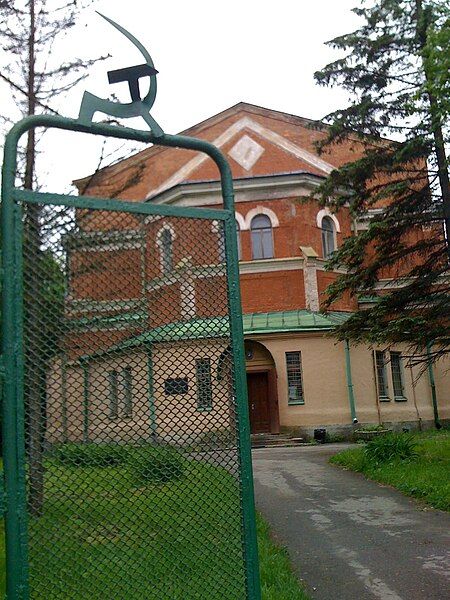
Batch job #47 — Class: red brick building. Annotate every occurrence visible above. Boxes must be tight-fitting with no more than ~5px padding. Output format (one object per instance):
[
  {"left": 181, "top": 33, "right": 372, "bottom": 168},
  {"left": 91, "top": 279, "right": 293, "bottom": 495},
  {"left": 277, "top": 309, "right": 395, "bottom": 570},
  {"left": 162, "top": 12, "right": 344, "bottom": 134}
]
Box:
[{"left": 46, "top": 103, "right": 449, "bottom": 444}]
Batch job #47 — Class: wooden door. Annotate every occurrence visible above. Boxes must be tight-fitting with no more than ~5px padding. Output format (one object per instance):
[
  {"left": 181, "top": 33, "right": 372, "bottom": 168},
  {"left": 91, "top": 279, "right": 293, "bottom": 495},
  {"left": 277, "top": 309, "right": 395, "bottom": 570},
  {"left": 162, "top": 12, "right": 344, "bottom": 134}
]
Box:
[{"left": 247, "top": 372, "right": 270, "bottom": 433}]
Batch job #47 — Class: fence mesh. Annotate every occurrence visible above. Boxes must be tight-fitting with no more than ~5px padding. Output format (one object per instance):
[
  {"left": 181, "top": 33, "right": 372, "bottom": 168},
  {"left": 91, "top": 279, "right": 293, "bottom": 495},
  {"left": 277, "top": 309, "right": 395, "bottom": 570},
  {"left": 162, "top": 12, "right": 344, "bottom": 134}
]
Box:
[{"left": 19, "top": 200, "right": 249, "bottom": 599}]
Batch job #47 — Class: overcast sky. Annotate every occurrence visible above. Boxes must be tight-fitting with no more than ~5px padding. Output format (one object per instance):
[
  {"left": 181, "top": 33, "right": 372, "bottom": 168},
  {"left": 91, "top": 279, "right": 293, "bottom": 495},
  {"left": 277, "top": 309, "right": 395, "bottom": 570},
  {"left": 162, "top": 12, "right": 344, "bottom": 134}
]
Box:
[{"left": 3, "top": 0, "right": 363, "bottom": 193}]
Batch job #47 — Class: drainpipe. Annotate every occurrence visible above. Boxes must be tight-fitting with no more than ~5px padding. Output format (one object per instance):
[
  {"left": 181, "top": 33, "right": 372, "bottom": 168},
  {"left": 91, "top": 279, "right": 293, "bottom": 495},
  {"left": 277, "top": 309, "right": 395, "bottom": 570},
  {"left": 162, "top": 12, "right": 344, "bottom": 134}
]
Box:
[
  {"left": 426, "top": 343, "right": 441, "bottom": 429},
  {"left": 147, "top": 345, "right": 158, "bottom": 440},
  {"left": 61, "top": 352, "right": 68, "bottom": 442},
  {"left": 344, "top": 339, "right": 358, "bottom": 423},
  {"left": 81, "top": 359, "right": 90, "bottom": 443}
]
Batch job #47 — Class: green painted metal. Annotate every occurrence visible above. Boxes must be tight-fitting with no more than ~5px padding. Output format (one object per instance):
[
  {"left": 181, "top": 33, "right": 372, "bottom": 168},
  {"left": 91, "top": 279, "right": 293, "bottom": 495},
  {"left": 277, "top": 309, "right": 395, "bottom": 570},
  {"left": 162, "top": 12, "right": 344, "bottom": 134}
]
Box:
[
  {"left": 81, "top": 310, "right": 353, "bottom": 355},
  {"left": 146, "top": 347, "right": 158, "bottom": 439},
  {"left": 13, "top": 202, "right": 30, "bottom": 599},
  {"left": 15, "top": 188, "right": 230, "bottom": 223},
  {"left": 1, "top": 110, "right": 261, "bottom": 598},
  {"left": 82, "top": 361, "right": 90, "bottom": 443},
  {"left": 78, "top": 13, "right": 163, "bottom": 136},
  {"left": 426, "top": 344, "right": 441, "bottom": 428},
  {"left": 61, "top": 354, "right": 69, "bottom": 442},
  {"left": 223, "top": 214, "right": 261, "bottom": 599},
  {"left": 1, "top": 140, "right": 30, "bottom": 599},
  {"left": 344, "top": 339, "right": 358, "bottom": 423}
]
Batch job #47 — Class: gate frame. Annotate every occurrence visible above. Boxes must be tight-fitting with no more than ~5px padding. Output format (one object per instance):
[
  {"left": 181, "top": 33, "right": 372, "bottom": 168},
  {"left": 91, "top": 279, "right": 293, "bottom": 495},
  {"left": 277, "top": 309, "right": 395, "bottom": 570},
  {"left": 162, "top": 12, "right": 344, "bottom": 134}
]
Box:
[{"left": 1, "top": 114, "right": 261, "bottom": 600}]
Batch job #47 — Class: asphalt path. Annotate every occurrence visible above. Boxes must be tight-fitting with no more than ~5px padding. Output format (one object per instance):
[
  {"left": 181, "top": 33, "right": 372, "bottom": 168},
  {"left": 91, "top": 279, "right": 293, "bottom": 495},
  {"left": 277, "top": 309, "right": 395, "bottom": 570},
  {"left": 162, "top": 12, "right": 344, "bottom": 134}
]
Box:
[{"left": 252, "top": 444, "right": 450, "bottom": 600}]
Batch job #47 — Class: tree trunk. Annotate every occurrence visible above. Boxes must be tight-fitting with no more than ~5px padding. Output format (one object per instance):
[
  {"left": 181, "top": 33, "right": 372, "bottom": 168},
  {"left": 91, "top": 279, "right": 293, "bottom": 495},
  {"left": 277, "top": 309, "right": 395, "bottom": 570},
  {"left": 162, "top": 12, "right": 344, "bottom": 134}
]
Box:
[
  {"left": 24, "top": 0, "right": 45, "bottom": 518},
  {"left": 416, "top": 0, "right": 450, "bottom": 259}
]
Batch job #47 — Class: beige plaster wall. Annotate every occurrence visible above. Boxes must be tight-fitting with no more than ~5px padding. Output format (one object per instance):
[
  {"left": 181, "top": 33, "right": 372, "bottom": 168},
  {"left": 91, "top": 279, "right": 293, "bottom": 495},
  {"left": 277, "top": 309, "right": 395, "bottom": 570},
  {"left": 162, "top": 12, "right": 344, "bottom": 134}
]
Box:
[
  {"left": 249, "top": 334, "right": 351, "bottom": 427},
  {"left": 246, "top": 333, "right": 449, "bottom": 429},
  {"left": 47, "top": 333, "right": 449, "bottom": 444},
  {"left": 151, "top": 339, "right": 233, "bottom": 443},
  {"left": 433, "top": 356, "right": 450, "bottom": 422},
  {"left": 46, "top": 338, "right": 234, "bottom": 446}
]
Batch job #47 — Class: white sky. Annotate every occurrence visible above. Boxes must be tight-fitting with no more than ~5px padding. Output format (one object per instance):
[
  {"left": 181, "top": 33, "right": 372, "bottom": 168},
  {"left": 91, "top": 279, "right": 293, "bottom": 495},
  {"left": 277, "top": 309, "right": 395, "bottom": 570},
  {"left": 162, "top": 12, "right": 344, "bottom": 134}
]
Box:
[{"left": 3, "top": 0, "right": 363, "bottom": 193}]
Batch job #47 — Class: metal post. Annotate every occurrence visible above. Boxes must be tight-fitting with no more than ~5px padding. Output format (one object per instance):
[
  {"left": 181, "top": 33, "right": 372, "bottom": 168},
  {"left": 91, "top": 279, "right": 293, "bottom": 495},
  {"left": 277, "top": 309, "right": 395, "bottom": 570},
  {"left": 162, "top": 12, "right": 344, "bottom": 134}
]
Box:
[
  {"left": 1, "top": 139, "right": 30, "bottom": 598},
  {"left": 82, "top": 360, "right": 90, "bottom": 443},
  {"left": 426, "top": 344, "right": 441, "bottom": 429},
  {"left": 224, "top": 214, "right": 261, "bottom": 600},
  {"left": 344, "top": 340, "right": 357, "bottom": 423},
  {"left": 147, "top": 346, "right": 158, "bottom": 439}
]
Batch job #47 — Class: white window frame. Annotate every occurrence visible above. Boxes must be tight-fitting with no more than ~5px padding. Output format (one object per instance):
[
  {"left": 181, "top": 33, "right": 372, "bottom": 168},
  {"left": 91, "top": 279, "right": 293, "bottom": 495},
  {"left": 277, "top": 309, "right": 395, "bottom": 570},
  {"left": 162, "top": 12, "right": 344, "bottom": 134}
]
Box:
[
  {"left": 156, "top": 224, "right": 176, "bottom": 275},
  {"left": 285, "top": 351, "right": 305, "bottom": 405},
  {"left": 250, "top": 214, "right": 274, "bottom": 260},
  {"left": 390, "top": 351, "right": 407, "bottom": 401}
]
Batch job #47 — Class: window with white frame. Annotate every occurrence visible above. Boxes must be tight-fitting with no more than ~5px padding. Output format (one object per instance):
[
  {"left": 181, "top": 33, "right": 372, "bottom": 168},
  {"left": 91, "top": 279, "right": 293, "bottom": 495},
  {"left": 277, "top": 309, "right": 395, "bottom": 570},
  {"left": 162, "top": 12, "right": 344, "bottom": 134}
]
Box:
[
  {"left": 286, "top": 351, "right": 304, "bottom": 405},
  {"left": 321, "top": 216, "right": 336, "bottom": 259},
  {"left": 160, "top": 228, "right": 173, "bottom": 274},
  {"left": 251, "top": 214, "right": 274, "bottom": 259},
  {"left": 375, "top": 351, "right": 389, "bottom": 400},
  {"left": 390, "top": 352, "right": 405, "bottom": 400},
  {"left": 108, "top": 368, "right": 133, "bottom": 419},
  {"left": 196, "top": 358, "right": 213, "bottom": 410}
]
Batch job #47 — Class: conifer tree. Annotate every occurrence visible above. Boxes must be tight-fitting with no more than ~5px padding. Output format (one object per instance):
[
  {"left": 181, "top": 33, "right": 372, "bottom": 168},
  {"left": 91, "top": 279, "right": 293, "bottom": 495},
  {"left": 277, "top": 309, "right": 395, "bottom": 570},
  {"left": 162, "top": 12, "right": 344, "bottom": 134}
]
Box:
[
  {"left": 1, "top": 0, "right": 105, "bottom": 515},
  {"left": 313, "top": 0, "right": 449, "bottom": 363}
]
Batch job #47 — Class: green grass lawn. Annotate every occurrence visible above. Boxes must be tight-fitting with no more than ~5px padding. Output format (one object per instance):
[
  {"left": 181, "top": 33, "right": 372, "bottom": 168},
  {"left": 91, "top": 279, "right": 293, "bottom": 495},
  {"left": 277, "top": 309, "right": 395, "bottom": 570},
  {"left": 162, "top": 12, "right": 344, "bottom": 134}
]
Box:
[
  {"left": 330, "top": 429, "right": 450, "bottom": 511},
  {"left": 0, "top": 451, "right": 308, "bottom": 599}
]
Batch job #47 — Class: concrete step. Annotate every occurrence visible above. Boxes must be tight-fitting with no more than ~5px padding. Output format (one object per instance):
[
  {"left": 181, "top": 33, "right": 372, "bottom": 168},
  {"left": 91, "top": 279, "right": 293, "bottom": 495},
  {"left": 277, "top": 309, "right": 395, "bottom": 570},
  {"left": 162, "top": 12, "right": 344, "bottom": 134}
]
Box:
[{"left": 251, "top": 434, "right": 306, "bottom": 448}]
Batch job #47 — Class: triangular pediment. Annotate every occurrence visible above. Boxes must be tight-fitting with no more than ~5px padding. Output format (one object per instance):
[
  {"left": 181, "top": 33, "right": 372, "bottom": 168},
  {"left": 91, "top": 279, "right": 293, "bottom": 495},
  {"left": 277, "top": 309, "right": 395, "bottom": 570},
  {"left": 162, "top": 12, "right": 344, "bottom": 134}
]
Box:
[{"left": 145, "top": 115, "right": 334, "bottom": 199}]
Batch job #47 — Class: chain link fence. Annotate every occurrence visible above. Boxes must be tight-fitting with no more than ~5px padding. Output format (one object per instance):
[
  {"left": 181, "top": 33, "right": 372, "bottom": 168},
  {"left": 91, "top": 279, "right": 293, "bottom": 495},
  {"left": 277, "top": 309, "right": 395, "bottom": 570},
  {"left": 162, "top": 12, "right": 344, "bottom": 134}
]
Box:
[{"left": 3, "top": 194, "right": 257, "bottom": 598}]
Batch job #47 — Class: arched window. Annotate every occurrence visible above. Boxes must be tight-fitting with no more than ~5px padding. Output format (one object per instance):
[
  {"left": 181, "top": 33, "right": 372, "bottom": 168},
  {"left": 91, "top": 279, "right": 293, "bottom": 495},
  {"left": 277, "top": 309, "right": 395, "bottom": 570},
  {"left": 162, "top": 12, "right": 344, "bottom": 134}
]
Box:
[
  {"left": 251, "top": 214, "right": 273, "bottom": 259},
  {"left": 236, "top": 220, "right": 241, "bottom": 260},
  {"left": 160, "top": 228, "right": 173, "bottom": 274},
  {"left": 321, "top": 216, "right": 336, "bottom": 259}
]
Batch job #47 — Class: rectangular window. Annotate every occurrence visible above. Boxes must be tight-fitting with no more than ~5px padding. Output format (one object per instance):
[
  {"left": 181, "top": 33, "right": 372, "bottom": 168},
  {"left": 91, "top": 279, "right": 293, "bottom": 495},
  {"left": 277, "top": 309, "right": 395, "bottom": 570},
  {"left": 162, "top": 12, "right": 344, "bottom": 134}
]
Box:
[
  {"left": 164, "top": 377, "right": 188, "bottom": 395},
  {"left": 196, "top": 359, "right": 213, "bottom": 410},
  {"left": 108, "top": 370, "right": 118, "bottom": 419},
  {"left": 375, "top": 351, "right": 389, "bottom": 400},
  {"left": 109, "top": 368, "right": 133, "bottom": 418},
  {"left": 390, "top": 352, "right": 405, "bottom": 400},
  {"left": 121, "top": 367, "right": 133, "bottom": 418},
  {"left": 286, "top": 351, "right": 304, "bottom": 405}
]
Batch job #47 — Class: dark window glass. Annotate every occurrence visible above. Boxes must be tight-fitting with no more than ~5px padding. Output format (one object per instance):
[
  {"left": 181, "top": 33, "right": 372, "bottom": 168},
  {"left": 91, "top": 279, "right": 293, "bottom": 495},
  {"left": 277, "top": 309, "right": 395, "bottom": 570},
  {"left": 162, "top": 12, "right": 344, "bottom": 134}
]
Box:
[
  {"left": 109, "top": 368, "right": 133, "bottom": 418},
  {"left": 251, "top": 214, "right": 274, "bottom": 259},
  {"left": 196, "top": 359, "right": 213, "bottom": 410},
  {"left": 375, "top": 351, "right": 389, "bottom": 398},
  {"left": 108, "top": 370, "right": 119, "bottom": 419},
  {"left": 321, "top": 216, "right": 336, "bottom": 259},
  {"left": 286, "top": 351, "right": 304, "bottom": 404},
  {"left": 164, "top": 378, "right": 188, "bottom": 395},
  {"left": 161, "top": 228, "right": 173, "bottom": 274},
  {"left": 390, "top": 352, "right": 404, "bottom": 398},
  {"left": 121, "top": 367, "right": 133, "bottom": 417}
]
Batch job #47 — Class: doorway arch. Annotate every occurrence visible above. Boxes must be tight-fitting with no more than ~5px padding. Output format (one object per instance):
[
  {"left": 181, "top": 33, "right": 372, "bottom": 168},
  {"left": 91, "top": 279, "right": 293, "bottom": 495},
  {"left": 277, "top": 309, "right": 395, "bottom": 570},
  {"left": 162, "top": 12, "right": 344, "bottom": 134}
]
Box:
[{"left": 245, "top": 340, "right": 280, "bottom": 434}]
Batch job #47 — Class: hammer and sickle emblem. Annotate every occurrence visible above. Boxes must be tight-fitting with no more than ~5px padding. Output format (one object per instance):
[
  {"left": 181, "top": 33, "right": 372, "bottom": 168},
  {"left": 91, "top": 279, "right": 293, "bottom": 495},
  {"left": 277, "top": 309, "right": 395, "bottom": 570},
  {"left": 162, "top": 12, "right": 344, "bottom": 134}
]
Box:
[{"left": 78, "top": 12, "right": 163, "bottom": 137}]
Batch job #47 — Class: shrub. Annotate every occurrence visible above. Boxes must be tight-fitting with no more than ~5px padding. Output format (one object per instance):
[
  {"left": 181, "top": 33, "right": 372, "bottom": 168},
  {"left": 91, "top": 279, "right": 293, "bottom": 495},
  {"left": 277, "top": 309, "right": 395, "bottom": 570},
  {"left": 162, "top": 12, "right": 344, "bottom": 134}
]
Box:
[
  {"left": 194, "top": 429, "right": 235, "bottom": 450},
  {"left": 325, "top": 432, "right": 346, "bottom": 443},
  {"left": 364, "top": 433, "right": 419, "bottom": 465},
  {"left": 53, "top": 443, "right": 128, "bottom": 467},
  {"left": 354, "top": 424, "right": 387, "bottom": 433},
  {"left": 130, "top": 446, "right": 185, "bottom": 484}
]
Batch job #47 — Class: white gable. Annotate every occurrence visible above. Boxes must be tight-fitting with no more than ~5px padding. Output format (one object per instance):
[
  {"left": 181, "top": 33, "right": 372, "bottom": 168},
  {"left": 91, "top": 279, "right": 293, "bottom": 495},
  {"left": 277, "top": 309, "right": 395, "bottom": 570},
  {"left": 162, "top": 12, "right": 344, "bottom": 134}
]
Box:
[{"left": 145, "top": 117, "right": 334, "bottom": 199}]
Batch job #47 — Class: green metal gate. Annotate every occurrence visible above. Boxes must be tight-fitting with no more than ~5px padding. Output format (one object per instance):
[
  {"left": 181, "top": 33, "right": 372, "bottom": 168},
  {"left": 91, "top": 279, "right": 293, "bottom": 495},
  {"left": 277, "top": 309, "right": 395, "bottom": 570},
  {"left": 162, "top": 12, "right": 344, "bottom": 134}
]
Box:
[{"left": 1, "top": 112, "right": 261, "bottom": 598}]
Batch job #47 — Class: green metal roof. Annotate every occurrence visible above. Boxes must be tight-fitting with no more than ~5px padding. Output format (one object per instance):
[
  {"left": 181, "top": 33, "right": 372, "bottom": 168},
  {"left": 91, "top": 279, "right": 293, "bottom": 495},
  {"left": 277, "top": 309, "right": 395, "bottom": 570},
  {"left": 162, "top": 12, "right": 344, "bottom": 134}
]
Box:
[
  {"left": 85, "top": 310, "right": 352, "bottom": 359},
  {"left": 243, "top": 310, "right": 351, "bottom": 333},
  {"left": 358, "top": 295, "right": 382, "bottom": 304}
]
